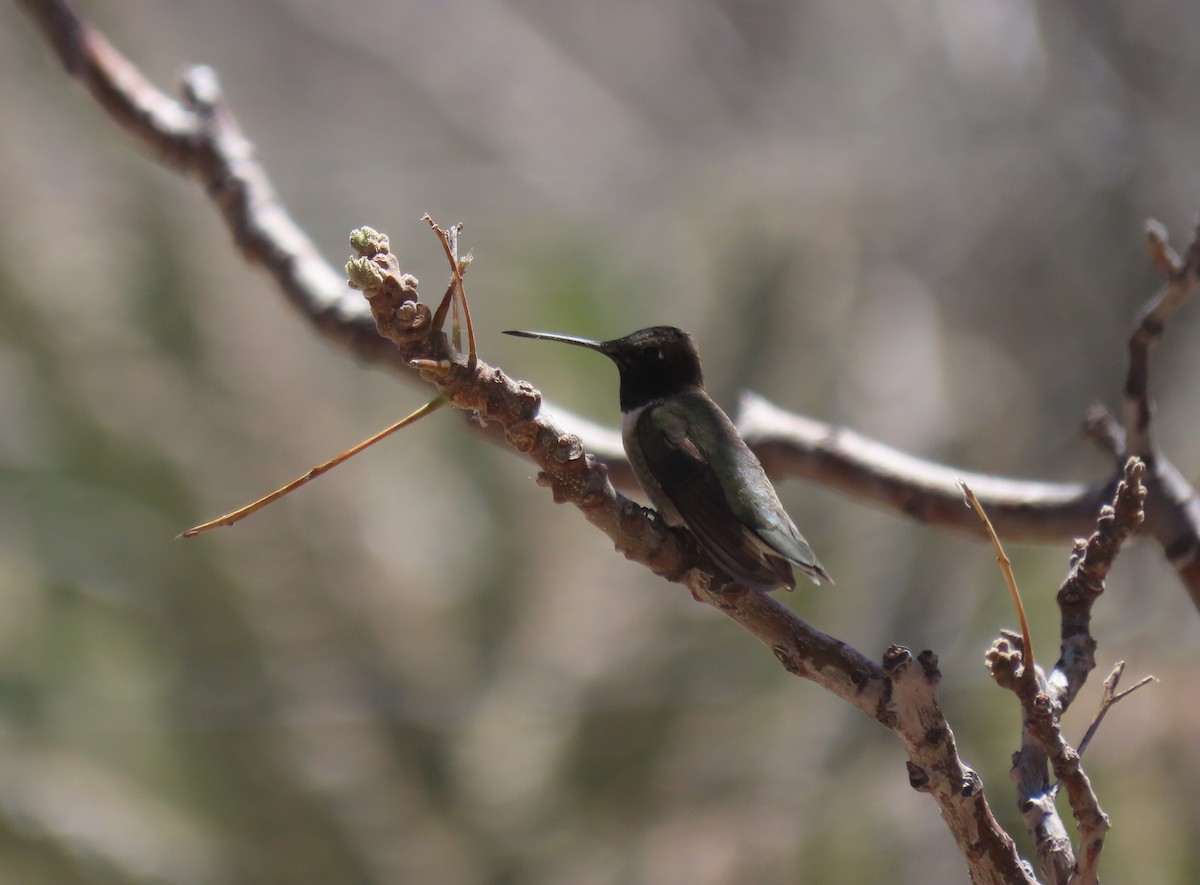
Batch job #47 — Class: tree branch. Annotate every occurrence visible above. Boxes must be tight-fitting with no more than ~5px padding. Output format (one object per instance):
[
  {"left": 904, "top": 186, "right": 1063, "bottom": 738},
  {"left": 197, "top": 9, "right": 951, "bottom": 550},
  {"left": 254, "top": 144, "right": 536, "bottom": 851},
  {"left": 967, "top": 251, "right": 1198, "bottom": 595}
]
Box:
[
  {"left": 1075, "top": 661, "right": 1157, "bottom": 758},
  {"left": 347, "top": 230, "right": 1034, "bottom": 884},
  {"left": 1125, "top": 220, "right": 1198, "bottom": 458},
  {"left": 19, "top": 0, "right": 1200, "bottom": 616},
  {"left": 1118, "top": 219, "right": 1200, "bottom": 609},
  {"left": 13, "top": 2, "right": 1190, "bottom": 877},
  {"left": 13, "top": 0, "right": 392, "bottom": 365},
  {"left": 986, "top": 458, "right": 1146, "bottom": 885}
]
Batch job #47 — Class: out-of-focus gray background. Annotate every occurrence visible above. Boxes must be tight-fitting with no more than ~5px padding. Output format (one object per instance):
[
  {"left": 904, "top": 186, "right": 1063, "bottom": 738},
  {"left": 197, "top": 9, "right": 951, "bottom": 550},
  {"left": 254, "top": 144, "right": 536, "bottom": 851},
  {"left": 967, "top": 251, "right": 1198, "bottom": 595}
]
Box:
[{"left": 2, "top": 2, "right": 1199, "bottom": 883}]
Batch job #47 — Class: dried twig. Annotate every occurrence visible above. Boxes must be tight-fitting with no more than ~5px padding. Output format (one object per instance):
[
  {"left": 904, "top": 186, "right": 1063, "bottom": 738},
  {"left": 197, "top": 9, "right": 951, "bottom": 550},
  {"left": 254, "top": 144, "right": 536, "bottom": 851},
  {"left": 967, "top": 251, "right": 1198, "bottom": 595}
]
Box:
[
  {"left": 178, "top": 394, "right": 450, "bottom": 537},
  {"left": 961, "top": 482, "right": 1036, "bottom": 682},
  {"left": 423, "top": 215, "right": 477, "bottom": 365},
  {"left": 1076, "top": 661, "right": 1157, "bottom": 758}
]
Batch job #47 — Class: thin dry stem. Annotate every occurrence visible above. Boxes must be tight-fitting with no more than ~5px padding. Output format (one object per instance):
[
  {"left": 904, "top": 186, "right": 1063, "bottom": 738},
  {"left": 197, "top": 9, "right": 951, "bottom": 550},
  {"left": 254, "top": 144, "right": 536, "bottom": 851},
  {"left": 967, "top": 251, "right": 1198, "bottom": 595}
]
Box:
[
  {"left": 423, "top": 214, "right": 477, "bottom": 366},
  {"left": 1076, "top": 662, "right": 1157, "bottom": 758},
  {"left": 961, "top": 481, "right": 1036, "bottom": 680},
  {"left": 179, "top": 395, "right": 449, "bottom": 537}
]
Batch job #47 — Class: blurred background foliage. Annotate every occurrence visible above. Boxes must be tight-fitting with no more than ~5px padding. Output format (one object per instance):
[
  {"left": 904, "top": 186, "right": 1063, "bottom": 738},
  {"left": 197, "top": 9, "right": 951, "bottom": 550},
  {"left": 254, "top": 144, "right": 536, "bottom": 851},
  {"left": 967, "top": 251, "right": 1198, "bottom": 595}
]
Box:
[{"left": 2, "top": 1, "right": 1199, "bottom": 883}]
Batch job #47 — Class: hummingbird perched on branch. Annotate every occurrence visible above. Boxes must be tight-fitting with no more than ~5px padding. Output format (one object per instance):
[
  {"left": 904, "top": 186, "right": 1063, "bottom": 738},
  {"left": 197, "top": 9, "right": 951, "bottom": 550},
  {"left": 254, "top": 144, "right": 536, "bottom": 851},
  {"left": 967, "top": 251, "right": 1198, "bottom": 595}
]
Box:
[{"left": 504, "top": 326, "right": 832, "bottom": 591}]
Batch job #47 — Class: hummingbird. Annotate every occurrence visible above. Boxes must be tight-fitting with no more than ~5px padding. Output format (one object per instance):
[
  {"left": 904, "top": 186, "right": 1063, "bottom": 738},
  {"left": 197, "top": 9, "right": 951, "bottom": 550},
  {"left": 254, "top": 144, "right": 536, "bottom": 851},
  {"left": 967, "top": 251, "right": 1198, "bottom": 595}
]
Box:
[{"left": 504, "top": 326, "right": 832, "bottom": 590}]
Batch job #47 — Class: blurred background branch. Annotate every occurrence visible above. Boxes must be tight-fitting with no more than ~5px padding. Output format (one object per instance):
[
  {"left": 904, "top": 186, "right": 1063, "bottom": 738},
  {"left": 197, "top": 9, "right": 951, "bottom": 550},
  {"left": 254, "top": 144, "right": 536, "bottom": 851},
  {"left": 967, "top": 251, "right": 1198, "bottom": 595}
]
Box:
[{"left": 4, "top": 0, "right": 1199, "bottom": 883}]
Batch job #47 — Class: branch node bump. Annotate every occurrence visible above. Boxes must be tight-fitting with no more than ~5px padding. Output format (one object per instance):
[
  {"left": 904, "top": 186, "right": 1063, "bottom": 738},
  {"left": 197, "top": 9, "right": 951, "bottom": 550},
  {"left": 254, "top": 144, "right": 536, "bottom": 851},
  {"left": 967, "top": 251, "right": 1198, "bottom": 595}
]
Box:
[
  {"left": 882, "top": 645, "right": 912, "bottom": 674},
  {"left": 985, "top": 635, "right": 1024, "bottom": 689},
  {"left": 917, "top": 649, "right": 941, "bottom": 681},
  {"left": 960, "top": 769, "right": 983, "bottom": 797},
  {"left": 907, "top": 762, "right": 931, "bottom": 792}
]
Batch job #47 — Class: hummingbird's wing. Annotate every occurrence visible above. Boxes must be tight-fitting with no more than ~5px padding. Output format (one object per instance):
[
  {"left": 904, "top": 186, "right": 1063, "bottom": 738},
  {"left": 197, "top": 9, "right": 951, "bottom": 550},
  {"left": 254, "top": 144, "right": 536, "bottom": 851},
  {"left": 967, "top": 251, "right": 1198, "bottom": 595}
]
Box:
[{"left": 634, "top": 396, "right": 818, "bottom": 590}]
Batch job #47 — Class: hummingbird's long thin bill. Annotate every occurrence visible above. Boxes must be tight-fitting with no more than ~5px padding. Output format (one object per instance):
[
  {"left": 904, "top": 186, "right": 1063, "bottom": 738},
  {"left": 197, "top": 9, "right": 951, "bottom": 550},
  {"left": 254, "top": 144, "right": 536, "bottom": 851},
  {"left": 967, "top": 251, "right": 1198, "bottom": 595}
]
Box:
[{"left": 503, "top": 330, "right": 605, "bottom": 350}]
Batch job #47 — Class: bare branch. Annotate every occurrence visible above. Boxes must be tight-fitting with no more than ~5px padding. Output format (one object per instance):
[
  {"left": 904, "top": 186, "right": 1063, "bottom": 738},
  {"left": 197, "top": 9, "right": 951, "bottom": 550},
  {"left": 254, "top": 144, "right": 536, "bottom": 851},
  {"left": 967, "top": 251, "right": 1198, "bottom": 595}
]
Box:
[
  {"left": 988, "top": 458, "right": 1146, "bottom": 885},
  {"left": 1143, "top": 219, "right": 1182, "bottom": 278},
  {"left": 1076, "top": 662, "right": 1157, "bottom": 759},
  {"left": 347, "top": 231, "right": 1033, "bottom": 883},
  {"left": 1024, "top": 702, "right": 1108, "bottom": 885},
  {"left": 20, "top": 0, "right": 1200, "bottom": 617},
  {"left": 1115, "top": 220, "right": 1200, "bottom": 609},
  {"left": 1124, "top": 219, "right": 1200, "bottom": 457},
  {"left": 741, "top": 395, "right": 1110, "bottom": 541},
  {"left": 13, "top": 0, "right": 393, "bottom": 365},
  {"left": 36, "top": 1, "right": 1200, "bottom": 877},
  {"left": 1053, "top": 458, "right": 1147, "bottom": 704}
]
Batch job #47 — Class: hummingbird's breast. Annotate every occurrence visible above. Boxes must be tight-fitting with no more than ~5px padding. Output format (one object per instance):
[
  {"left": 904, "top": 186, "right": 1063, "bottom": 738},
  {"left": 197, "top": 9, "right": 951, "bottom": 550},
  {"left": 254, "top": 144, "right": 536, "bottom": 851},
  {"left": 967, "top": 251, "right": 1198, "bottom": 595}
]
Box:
[{"left": 621, "top": 405, "right": 684, "bottom": 525}]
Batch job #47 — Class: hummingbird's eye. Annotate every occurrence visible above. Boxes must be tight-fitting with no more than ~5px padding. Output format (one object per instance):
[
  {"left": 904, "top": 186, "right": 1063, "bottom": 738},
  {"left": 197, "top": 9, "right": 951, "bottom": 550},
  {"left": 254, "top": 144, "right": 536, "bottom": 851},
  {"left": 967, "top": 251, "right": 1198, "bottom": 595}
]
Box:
[{"left": 649, "top": 347, "right": 662, "bottom": 361}]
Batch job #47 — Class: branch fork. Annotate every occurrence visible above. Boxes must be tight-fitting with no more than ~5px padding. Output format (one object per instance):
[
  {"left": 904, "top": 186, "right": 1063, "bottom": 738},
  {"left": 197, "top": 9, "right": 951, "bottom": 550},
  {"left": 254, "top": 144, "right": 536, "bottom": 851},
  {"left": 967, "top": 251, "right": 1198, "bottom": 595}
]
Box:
[{"left": 986, "top": 458, "right": 1149, "bottom": 885}]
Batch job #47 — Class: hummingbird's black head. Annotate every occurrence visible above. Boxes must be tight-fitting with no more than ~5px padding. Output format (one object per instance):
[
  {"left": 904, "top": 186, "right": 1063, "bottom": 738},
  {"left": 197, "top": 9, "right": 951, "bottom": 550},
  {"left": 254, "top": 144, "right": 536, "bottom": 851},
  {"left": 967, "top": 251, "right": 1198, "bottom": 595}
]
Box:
[
  {"left": 597, "top": 326, "right": 704, "bottom": 411},
  {"left": 504, "top": 325, "right": 705, "bottom": 412}
]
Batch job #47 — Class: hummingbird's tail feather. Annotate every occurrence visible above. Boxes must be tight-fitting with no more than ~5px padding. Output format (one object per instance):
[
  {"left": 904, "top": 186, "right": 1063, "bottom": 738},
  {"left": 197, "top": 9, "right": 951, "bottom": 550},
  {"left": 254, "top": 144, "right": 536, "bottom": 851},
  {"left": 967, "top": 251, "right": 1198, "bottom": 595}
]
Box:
[{"left": 795, "top": 557, "right": 834, "bottom": 586}]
